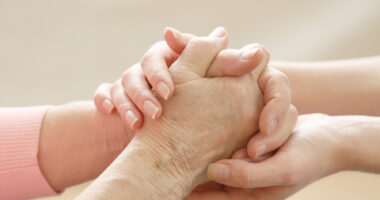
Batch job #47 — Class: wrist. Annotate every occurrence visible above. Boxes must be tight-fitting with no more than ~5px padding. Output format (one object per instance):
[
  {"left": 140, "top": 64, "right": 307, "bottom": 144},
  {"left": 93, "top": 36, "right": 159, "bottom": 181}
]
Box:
[
  {"left": 335, "top": 116, "right": 380, "bottom": 172},
  {"left": 80, "top": 134, "right": 193, "bottom": 200},
  {"left": 128, "top": 129, "right": 195, "bottom": 199}
]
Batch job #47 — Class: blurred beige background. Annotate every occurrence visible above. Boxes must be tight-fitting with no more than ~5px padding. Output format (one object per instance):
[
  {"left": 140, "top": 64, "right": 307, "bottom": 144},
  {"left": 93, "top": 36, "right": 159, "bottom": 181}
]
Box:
[{"left": 1, "top": 0, "right": 379, "bottom": 199}]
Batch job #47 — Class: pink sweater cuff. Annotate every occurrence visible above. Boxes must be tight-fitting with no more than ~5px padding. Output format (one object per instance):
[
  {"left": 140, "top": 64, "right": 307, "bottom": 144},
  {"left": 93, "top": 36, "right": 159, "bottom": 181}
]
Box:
[{"left": 0, "top": 106, "right": 58, "bottom": 200}]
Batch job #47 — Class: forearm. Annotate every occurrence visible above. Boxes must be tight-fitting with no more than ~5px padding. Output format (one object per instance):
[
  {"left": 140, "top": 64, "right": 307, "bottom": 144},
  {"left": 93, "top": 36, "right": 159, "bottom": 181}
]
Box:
[
  {"left": 338, "top": 115, "right": 380, "bottom": 173},
  {"left": 76, "top": 132, "right": 193, "bottom": 200},
  {"left": 38, "top": 101, "right": 128, "bottom": 191},
  {"left": 271, "top": 56, "right": 380, "bottom": 115}
]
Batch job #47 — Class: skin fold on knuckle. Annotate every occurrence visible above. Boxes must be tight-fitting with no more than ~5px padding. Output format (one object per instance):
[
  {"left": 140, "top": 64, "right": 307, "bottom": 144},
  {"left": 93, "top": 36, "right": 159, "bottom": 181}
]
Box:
[
  {"left": 130, "top": 89, "right": 153, "bottom": 108},
  {"left": 148, "top": 68, "right": 167, "bottom": 85}
]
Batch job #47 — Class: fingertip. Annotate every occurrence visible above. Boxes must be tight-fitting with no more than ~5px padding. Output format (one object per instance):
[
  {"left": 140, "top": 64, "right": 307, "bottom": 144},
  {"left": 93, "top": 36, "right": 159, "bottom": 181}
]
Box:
[
  {"left": 207, "top": 163, "right": 230, "bottom": 183},
  {"left": 209, "top": 26, "right": 228, "bottom": 38},
  {"left": 142, "top": 100, "right": 162, "bottom": 120},
  {"left": 241, "top": 46, "right": 264, "bottom": 65},
  {"left": 94, "top": 83, "right": 114, "bottom": 114},
  {"left": 156, "top": 81, "right": 172, "bottom": 100},
  {"left": 164, "top": 27, "right": 188, "bottom": 54},
  {"left": 231, "top": 148, "right": 249, "bottom": 159},
  {"left": 247, "top": 136, "right": 259, "bottom": 159},
  {"left": 102, "top": 99, "right": 114, "bottom": 114},
  {"left": 124, "top": 110, "right": 143, "bottom": 130}
]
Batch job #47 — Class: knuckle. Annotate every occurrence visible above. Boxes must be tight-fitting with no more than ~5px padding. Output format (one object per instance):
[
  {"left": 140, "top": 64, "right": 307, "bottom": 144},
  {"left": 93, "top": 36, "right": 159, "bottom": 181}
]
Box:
[
  {"left": 110, "top": 82, "right": 120, "bottom": 95},
  {"left": 141, "top": 41, "right": 165, "bottom": 67},
  {"left": 148, "top": 68, "right": 165, "bottom": 81},
  {"left": 122, "top": 68, "right": 133, "bottom": 80},
  {"left": 117, "top": 102, "right": 133, "bottom": 113},
  {"left": 130, "top": 89, "right": 151, "bottom": 107}
]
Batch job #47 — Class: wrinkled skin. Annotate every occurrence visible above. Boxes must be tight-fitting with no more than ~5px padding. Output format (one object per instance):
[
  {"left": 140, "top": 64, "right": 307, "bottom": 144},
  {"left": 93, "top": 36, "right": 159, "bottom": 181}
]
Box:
[
  {"left": 78, "top": 29, "right": 270, "bottom": 200},
  {"left": 132, "top": 34, "right": 267, "bottom": 196},
  {"left": 137, "top": 69, "right": 264, "bottom": 191}
]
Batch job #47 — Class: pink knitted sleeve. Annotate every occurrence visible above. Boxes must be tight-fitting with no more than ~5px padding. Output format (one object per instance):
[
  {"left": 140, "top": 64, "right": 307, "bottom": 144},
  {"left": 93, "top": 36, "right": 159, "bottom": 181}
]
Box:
[{"left": 0, "top": 106, "right": 58, "bottom": 200}]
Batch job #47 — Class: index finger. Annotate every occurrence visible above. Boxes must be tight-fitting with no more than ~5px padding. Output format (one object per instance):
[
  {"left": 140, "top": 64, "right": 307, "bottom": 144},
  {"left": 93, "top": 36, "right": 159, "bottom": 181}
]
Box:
[{"left": 140, "top": 41, "right": 177, "bottom": 100}]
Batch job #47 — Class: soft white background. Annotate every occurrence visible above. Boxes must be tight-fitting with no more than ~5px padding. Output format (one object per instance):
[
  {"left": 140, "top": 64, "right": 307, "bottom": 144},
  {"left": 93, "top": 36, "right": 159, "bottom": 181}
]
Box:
[{"left": 0, "top": 0, "right": 379, "bottom": 199}]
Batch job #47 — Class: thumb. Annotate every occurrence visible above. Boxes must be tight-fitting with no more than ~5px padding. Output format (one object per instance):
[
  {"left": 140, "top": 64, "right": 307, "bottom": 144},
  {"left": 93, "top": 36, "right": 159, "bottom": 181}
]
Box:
[
  {"left": 207, "top": 157, "right": 290, "bottom": 188},
  {"left": 167, "top": 27, "right": 229, "bottom": 79},
  {"left": 164, "top": 27, "right": 194, "bottom": 54}
]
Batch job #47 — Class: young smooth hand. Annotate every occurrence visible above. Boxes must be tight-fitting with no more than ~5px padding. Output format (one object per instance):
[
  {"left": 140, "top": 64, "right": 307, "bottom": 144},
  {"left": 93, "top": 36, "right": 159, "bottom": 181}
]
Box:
[{"left": 190, "top": 114, "right": 370, "bottom": 200}]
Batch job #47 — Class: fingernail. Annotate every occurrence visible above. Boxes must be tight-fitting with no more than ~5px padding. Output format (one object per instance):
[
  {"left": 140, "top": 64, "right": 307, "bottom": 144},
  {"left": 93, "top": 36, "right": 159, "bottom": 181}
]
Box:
[
  {"left": 210, "top": 27, "right": 227, "bottom": 38},
  {"left": 267, "top": 119, "right": 277, "bottom": 135},
  {"left": 256, "top": 144, "right": 266, "bottom": 158},
  {"left": 157, "top": 81, "right": 170, "bottom": 100},
  {"left": 125, "top": 110, "right": 138, "bottom": 129},
  {"left": 102, "top": 99, "right": 114, "bottom": 113},
  {"left": 208, "top": 163, "right": 230, "bottom": 182},
  {"left": 241, "top": 47, "right": 260, "bottom": 61},
  {"left": 143, "top": 100, "right": 159, "bottom": 119}
]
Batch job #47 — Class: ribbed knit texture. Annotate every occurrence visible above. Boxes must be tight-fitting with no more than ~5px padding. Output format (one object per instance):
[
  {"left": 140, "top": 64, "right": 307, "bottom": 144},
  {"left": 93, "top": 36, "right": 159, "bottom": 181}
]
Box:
[{"left": 0, "top": 106, "right": 57, "bottom": 200}]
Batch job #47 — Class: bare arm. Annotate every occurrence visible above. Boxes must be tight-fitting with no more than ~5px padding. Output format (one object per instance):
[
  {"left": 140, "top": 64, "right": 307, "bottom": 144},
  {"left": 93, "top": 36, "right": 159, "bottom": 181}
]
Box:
[{"left": 272, "top": 56, "right": 380, "bottom": 115}]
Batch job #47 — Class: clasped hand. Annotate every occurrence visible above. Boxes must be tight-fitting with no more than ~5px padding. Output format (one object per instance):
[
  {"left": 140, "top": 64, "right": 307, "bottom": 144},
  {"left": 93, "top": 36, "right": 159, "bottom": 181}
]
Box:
[{"left": 81, "top": 27, "right": 299, "bottom": 200}]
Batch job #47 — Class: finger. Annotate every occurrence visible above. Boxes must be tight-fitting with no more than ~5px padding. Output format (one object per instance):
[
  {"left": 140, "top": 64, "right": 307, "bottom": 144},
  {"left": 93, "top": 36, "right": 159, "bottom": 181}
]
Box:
[
  {"left": 122, "top": 64, "right": 162, "bottom": 120},
  {"left": 93, "top": 83, "right": 114, "bottom": 114},
  {"left": 140, "top": 41, "right": 177, "bottom": 100},
  {"left": 248, "top": 105, "right": 298, "bottom": 159},
  {"left": 172, "top": 27, "right": 229, "bottom": 79},
  {"left": 110, "top": 80, "right": 143, "bottom": 130},
  {"left": 252, "top": 151, "right": 275, "bottom": 163},
  {"left": 248, "top": 44, "right": 271, "bottom": 80},
  {"left": 231, "top": 148, "right": 274, "bottom": 163},
  {"left": 164, "top": 27, "right": 194, "bottom": 54},
  {"left": 231, "top": 148, "right": 249, "bottom": 159},
  {"left": 207, "top": 158, "right": 290, "bottom": 188},
  {"left": 258, "top": 68, "right": 292, "bottom": 136},
  {"left": 206, "top": 44, "right": 266, "bottom": 77}
]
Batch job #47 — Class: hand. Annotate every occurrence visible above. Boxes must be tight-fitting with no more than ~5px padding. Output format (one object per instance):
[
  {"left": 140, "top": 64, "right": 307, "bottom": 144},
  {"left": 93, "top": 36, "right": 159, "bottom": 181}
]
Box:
[
  {"left": 94, "top": 27, "right": 295, "bottom": 159},
  {"left": 78, "top": 27, "right": 269, "bottom": 200},
  {"left": 188, "top": 114, "right": 349, "bottom": 200}
]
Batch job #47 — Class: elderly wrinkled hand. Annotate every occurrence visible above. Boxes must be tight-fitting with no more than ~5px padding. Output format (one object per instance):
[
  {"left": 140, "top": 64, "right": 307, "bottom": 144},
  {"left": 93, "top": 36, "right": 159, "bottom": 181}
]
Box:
[{"left": 77, "top": 27, "right": 269, "bottom": 200}]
